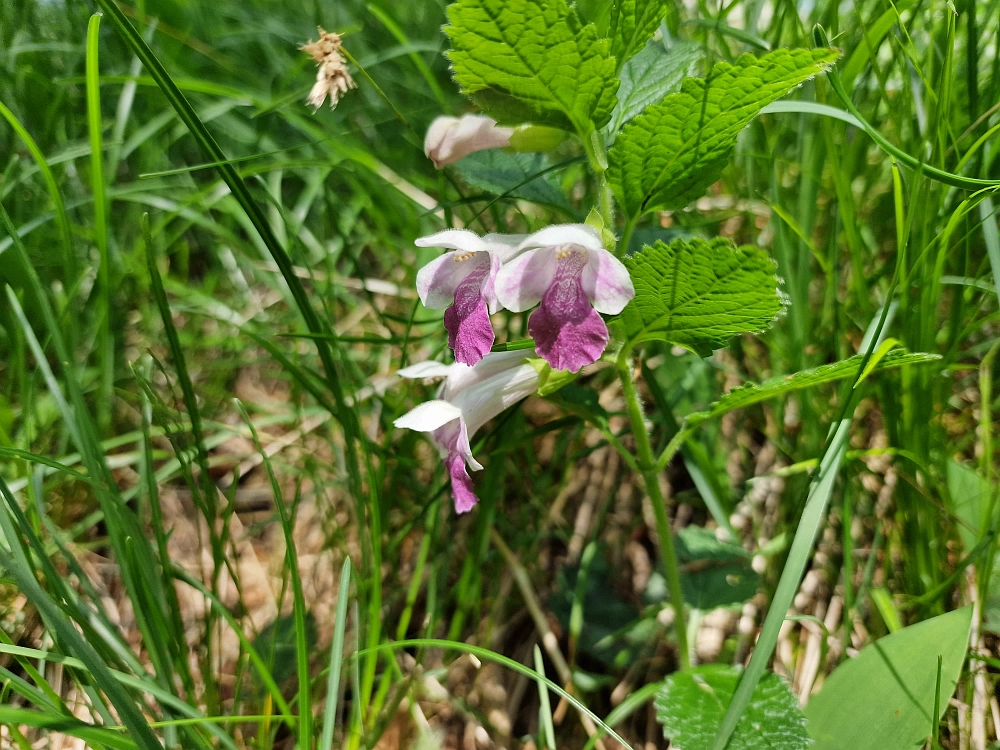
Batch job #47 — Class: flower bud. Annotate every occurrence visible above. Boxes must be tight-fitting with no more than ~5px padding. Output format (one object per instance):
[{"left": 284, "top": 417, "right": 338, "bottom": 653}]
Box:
[{"left": 424, "top": 114, "right": 515, "bottom": 169}]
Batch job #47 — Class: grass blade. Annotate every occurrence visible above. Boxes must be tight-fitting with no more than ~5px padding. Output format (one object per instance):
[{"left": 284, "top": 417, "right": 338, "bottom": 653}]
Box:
[
  {"left": 86, "top": 12, "right": 113, "bottom": 431},
  {"left": 0, "top": 708, "right": 138, "bottom": 750},
  {"left": 320, "top": 558, "right": 353, "bottom": 750},
  {"left": 235, "top": 399, "right": 312, "bottom": 747},
  {"left": 0, "top": 482, "right": 163, "bottom": 750},
  {"left": 0, "top": 100, "right": 76, "bottom": 289},
  {"left": 534, "top": 645, "right": 557, "bottom": 750}
]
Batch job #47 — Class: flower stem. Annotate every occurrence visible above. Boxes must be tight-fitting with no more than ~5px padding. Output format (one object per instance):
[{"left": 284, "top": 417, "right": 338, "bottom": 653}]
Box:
[
  {"left": 582, "top": 128, "right": 616, "bottom": 235},
  {"left": 616, "top": 353, "right": 690, "bottom": 669},
  {"left": 618, "top": 213, "right": 639, "bottom": 258}
]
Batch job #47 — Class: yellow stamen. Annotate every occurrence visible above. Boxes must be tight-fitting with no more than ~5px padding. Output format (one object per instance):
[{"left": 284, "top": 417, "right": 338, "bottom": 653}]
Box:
[
  {"left": 453, "top": 251, "right": 476, "bottom": 262},
  {"left": 555, "top": 243, "right": 575, "bottom": 259}
]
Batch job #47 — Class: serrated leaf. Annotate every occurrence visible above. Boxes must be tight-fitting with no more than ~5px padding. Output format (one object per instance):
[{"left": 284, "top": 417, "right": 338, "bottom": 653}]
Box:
[
  {"left": 454, "top": 150, "right": 570, "bottom": 209},
  {"left": 620, "top": 237, "right": 786, "bottom": 354},
  {"left": 805, "top": 607, "right": 973, "bottom": 750},
  {"left": 687, "top": 349, "right": 942, "bottom": 427},
  {"left": 655, "top": 665, "right": 808, "bottom": 750},
  {"left": 445, "top": 0, "right": 619, "bottom": 134},
  {"left": 608, "top": 48, "right": 840, "bottom": 218},
  {"left": 609, "top": 40, "right": 702, "bottom": 134},
  {"left": 609, "top": 0, "right": 671, "bottom": 68}
]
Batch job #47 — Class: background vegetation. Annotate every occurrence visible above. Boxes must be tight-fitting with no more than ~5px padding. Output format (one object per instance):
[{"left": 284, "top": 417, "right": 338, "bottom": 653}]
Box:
[{"left": 0, "top": 0, "right": 998, "bottom": 747}]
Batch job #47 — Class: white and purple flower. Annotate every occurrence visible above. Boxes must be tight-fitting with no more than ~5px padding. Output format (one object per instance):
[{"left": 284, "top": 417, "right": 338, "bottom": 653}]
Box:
[
  {"left": 424, "top": 114, "right": 515, "bottom": 169},
  {"left": 495, "top": 225, "right": 634, "bottom": 373},
  {"left": 395, "top": 350, "right": 540, "bottom": 512},
  {"left": 415, "top": 230, "right": 524, "bottom": 366}
]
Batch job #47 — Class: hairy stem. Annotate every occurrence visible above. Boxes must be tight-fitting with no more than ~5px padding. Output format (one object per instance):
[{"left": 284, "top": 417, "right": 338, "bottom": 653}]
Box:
[{"left": 616, "top": 354, "right": 690, "bottom": 669}]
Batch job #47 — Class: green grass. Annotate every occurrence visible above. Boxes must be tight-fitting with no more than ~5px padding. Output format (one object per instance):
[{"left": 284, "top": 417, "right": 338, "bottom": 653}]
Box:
[{"left": 1, "top": 0, "right": 999, "bottom": 747}]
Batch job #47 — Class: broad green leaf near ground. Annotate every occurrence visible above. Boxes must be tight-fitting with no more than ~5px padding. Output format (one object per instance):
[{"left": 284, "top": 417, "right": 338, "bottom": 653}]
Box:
[
  {"left": 609, "top": 0, "right": 672, "bottom": 69},
  {"left": 608, "top": 40, "right": 703, "bottom": 134},
  {"left": 619, "top": 237, "right": 785, "bottom": 353},
  {"left": 655, "top": 665, "right": 808, "bottom": 750},
  {"left": 804, "top": 607, "right": 973, "bottom": 750},
  {"left": 608, "top": 48, "right": 840, "bottom": 219},
  {"left": 445, "top": 0, "right": 619, "bottom": 134},
  {"left": 645, "top": 527, "right": 759, "bottom": 610}
]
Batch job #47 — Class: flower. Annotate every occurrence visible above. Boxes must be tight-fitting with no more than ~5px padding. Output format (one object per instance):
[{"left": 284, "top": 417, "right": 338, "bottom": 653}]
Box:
[
  {"left": 424, "top": 114, "right": 515, "bottom": 169},
  {"left": 395, "top": 351, "right": 540, "bottom": 512},
  {"left": 495, "top": 225, "right": 634, "bottom": 373},
  {"left": 415, "top": 230, "right": 524, "bottom": 366},
  {"left": 301, "top": 29, "right": 356, "bottom": 110}
]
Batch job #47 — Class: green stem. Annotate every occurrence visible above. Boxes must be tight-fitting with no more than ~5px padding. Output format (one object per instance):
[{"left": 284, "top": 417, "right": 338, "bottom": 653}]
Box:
[
  {"left": 619, "top": 213, "right": 639, "bottom": 258},
  {"left": 582, "top": 128, "right": 616, "bottom": 236},
  {"left": 617, "top": 354, "right": 690, "bottom": 669}
]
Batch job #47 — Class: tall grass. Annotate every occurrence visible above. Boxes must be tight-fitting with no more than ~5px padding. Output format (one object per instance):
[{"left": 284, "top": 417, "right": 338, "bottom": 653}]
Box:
[{"left": 0, "top": 0, "right": 998, "bottom": 747}]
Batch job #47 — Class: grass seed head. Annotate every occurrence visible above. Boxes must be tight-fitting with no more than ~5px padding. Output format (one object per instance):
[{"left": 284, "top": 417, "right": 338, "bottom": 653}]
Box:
[{"left": 301, "top": 28, "right": 356, "bottom": 109}]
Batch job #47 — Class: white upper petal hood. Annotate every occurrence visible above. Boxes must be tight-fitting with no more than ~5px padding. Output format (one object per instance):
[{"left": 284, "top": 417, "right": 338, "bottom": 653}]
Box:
[{"left": 518, "top": 223, "right": 604, "bottom": 252}]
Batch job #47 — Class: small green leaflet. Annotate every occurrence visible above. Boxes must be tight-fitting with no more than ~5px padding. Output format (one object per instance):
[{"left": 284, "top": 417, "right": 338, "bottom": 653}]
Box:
[
  {"left": 619, "top": 237, "right": 785, "bottom": 354},
  {"left": 445, "top": 0, "right": 619, "bottom": 134},
  {"left": 608, "top": 48, "right": 840, "bottom": 219},
  {"left": 686, "top": 349, "right": 941, "bottom": 428},
  {"left": 609, "top": 40, "right": 702, "bottom": 134},
  {"left": 609, "top": 0, "right": 671, "bottom": 69},
  {"left": 655, "top": 665, "right": 808, "bottom": 750}
]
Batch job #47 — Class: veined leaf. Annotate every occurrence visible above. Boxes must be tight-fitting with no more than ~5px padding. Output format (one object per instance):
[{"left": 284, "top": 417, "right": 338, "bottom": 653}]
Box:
[
  {"left": 687, "top": 349, "right": 942, "bottom": 427},
  {"left": 620, "top": 237, "right": 786, "bottom": 354},
  {"left": 609, "top": 40, "right": 702, "bottom": 134},
  {"left": 609, "top": 0, "right": 671, "bottom": 69},
  {"left": 445, "top": 0, "right": 619, "bottom": 134},
  {"left": 608, "top": 48, "right": 839, "bottom": 218},
  {"left": 455, "top": 150, "right": 570, "bottom": 209},
  {"left": 655, "top": 665, "right": 808, "bottom": 750}
]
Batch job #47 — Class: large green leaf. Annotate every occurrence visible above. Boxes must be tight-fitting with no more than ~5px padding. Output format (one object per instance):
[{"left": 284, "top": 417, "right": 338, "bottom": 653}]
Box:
[
  {"left": 609, "top": 40, "right": 702, "bottom": 134},
  {"left": 619, "top": 237, "right": 786, "bottom": 354},
  {"left": 655, "top": 665, "right": 807, "bottom": 750},
  {"left": 608, "top": 48, "right": 839, "bottom": 219},
  {"left": 445, "top": 0, "right": 619, "bottom": 134},
  {"left": 804, "top": 607, "right": 973, "bottom": 750},
  {"left": 609, "top": 0, "right": 671, "bottom": 69},
  {"left": 455, "top": 150, "right": 570, "bottom": 209}
]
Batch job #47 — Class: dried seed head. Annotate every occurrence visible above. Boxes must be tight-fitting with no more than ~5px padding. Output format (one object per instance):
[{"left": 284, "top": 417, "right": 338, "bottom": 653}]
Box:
[{"left": 301, "top": 28, "right": 355, "bottom": 110}]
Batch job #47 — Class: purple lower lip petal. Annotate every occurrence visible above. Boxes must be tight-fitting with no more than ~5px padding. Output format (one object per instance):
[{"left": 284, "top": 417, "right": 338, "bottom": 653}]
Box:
[
  {"left": 445, "top": 452, "right": 479, "bottom": 513},
  {"left": 528, "top": 251, "right": 609, "bottom": 373},
  {"left": 444, "top": 266, "right": 495, "bottom": 366}
]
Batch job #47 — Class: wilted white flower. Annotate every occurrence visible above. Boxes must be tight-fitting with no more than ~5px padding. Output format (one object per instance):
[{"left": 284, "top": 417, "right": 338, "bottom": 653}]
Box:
[
  {"left": 301, "top": 28, "right": 356, "bottom": 110},
  {"left": 424, "top": 114, "right": 515, "bottom": 169},
  {"left": 394, "top": 350, "right": 540, "bottom": 513}
]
